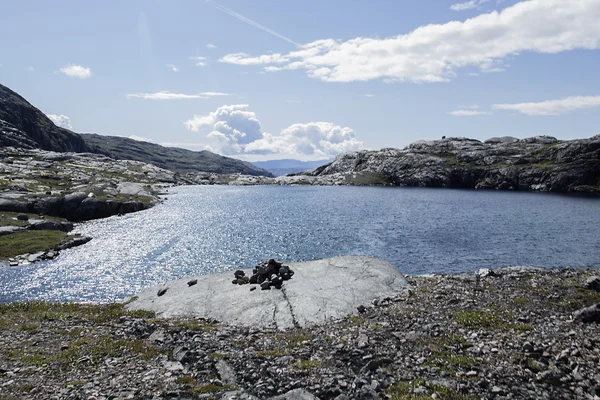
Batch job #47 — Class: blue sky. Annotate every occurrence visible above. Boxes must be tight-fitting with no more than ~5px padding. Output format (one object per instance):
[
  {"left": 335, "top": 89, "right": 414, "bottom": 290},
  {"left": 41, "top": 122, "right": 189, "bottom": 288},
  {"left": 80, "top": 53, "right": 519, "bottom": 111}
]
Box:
[{"left": 1, "top": 0, "right": 599, "bottom": 161}]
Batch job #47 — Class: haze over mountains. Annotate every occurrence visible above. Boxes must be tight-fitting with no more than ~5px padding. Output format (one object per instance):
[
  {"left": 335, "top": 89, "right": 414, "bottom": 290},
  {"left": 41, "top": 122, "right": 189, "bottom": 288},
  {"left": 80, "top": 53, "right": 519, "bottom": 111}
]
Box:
[
  {"left": 251, "top": 159, "right": 331, "bottom": 176},
  {"left": 0, "top": 83, "right": 272, "bottom": 177}
]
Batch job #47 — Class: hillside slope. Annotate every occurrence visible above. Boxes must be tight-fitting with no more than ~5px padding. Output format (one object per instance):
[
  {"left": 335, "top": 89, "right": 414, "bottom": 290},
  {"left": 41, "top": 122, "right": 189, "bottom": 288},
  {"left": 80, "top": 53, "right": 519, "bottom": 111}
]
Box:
[
  {"left": 0, "top": 84, "right": 89, "bottom": 152},
  {"left": 0, "top": 83, "right": 272, "bottom": 177},
  {"left": 82, "top": 134, "right": 272, "bottom": 176}
]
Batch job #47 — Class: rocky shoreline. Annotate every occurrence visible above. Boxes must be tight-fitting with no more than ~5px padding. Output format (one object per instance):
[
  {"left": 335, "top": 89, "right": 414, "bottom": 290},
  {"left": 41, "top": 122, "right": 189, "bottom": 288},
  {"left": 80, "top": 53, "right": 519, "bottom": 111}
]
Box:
[{"left": 1, "top": 266, "right": 599, "bottom": 400}]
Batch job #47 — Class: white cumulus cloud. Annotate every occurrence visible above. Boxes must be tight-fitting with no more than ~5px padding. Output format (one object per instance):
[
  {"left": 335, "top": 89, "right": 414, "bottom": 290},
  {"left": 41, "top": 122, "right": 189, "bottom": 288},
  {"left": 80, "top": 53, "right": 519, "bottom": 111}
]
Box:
[
  {"left": 184, "top": 105, "right": 363, "bottom": 158},
  {"left": 207, "top": 43, "right": 217, "bottom": 49},
  {"left": 167, "top": 64, "right": 179, "bottom": 72},
  {"left": 450, "top": 0, "right": 489, "bottom": 11},
  {"left": 449, "top": 110, "right": 491, "bottom": 117},
  {"left": 190, "top": 56, "right": 207, "bottom": 66},
  {"left": 129, "top": 135, "right": 155, "bottom": 143},
  {"left": 126, "top": 91, "right": 231, "bottom": 100},
  {"left": 46, "top": 114, "right": 72, "bottom": 129},
  {"left": 220, "top": 0, "right": 600, "bottom": 83},
  {"left": 60, "top": 64, "right": 92, "bottom": 79},
  {"left": 493, "top": 96, "right": 600, "bottom": 116}
]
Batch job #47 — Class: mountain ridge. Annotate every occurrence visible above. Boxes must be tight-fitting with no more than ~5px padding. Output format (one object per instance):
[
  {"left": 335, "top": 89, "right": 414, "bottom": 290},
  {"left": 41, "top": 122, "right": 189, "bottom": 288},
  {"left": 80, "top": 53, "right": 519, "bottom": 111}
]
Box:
[{"left": 0, "top": 83, "right": 272, "bottom": 177}]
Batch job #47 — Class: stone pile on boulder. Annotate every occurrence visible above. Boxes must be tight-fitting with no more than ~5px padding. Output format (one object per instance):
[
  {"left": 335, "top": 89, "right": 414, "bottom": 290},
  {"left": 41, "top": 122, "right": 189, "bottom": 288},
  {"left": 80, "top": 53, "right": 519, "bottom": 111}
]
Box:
[{"left": 232, "top": 259, "right": 295, "bottom": 290}]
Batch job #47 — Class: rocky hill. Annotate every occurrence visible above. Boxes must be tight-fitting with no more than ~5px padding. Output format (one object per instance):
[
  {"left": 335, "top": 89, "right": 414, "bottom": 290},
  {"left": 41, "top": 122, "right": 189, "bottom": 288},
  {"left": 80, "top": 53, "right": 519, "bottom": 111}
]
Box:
[
  {"left": 0, "top": 83, "right": 272, "bottom": 177},
  {"left": 82, "top": 134, "right": 271, "bottom": 176},
  {"left": 304, "top": 136, "right": 600, "bottom": 193},
  {"left": 0, "top": 84, "right": 90, "bottom": 152}
]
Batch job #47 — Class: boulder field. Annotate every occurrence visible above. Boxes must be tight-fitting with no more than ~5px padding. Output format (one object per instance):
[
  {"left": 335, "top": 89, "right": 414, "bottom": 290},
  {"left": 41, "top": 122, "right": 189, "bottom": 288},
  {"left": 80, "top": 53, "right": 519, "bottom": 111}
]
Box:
[{"left": 126, "top": 256, "right": 409, "bottom": 330}]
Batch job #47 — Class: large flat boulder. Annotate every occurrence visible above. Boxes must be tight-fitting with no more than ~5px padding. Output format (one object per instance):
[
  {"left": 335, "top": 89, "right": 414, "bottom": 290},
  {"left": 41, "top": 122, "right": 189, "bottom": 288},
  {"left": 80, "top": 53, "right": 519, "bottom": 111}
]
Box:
[{"left": 126, "top": 256, "right": 408, "bottom": 330}]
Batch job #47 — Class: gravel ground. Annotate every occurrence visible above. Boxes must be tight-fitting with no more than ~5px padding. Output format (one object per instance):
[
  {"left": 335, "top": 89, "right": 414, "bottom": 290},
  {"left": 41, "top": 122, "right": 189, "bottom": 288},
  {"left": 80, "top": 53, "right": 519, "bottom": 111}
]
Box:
[{"left": 1, "top": 266, "right": 599, "bottom": 400}]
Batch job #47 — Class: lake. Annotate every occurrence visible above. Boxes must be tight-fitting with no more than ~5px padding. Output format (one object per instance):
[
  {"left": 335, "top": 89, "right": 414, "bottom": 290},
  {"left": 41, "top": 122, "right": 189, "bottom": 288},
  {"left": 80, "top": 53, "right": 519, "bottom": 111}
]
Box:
[{"left": 1, "top": 185, "right": 599, "bottom": 303}]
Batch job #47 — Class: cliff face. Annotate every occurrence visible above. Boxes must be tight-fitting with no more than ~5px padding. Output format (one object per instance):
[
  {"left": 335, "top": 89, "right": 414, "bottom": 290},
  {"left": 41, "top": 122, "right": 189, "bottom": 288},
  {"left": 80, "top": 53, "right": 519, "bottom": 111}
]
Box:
[
  {"left": 309, "top": 136, "right": 600, "bottom": 192},
  {"left": 0, "top": 84, "right": 90, "bottom": 152}
]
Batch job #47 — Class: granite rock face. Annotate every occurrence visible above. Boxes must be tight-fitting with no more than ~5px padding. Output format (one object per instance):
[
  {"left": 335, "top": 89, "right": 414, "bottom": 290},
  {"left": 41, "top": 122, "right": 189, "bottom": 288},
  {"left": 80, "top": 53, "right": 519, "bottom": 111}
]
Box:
[
  {"left": 303, "top": 136, "right": 600, "bottom": 192},
  {"left": 126, "top": 256, "right": 408, "bottom": 329}
]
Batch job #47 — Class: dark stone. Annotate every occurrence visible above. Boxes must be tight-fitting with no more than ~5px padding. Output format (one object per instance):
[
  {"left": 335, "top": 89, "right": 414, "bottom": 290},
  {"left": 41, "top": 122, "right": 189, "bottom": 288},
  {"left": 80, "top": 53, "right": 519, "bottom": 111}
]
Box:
[
  {"left": 260, "top": 281, "right": 271, "bottom": 290},
  {"left": 573, "top": 302, "right": 600, "bottom": 323},
  {"left": 250, "top": 286, "right": 256, "bottom": 291},
  {"left": 187, "top": 279, "right": 198, "bottom": 287},
  {"left": 357, "top": 305, "right": 367, "bottom": 314},
  {"left": 16, "top": 213, "right": 28, "bottom": 221},
  {"left": 234, "top": 270, "right": 246, "bottom": 279},
  {"left": 157, "top": 288, "right": 168, "bottom": 297}
]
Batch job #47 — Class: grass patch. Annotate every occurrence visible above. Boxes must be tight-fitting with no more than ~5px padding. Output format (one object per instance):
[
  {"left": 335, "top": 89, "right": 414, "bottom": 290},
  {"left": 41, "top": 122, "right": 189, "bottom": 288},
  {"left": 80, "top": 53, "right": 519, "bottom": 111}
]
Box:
[
  {"left": 452, "top": 309, "right": 534, "bottom": 334},
  {"left": 550, "top": 288, "right": 600, "bottom": 311},
  {"left": 293, "top": 359, "right": 320, "bottom": 370},
  {"left": 275, "top": 332, "right": 313, "bottom": 348},
  {"left": 513, "top": 298, "right": 528, "bottom": 306},
  {"left": 0, "top": 301, "right": 155, "bottom": 331},
  {"left": 20, "top": 336, "right": 162, "bottom": 367},
  {"left": 0, "top": 230, "right": 66, "bottom": 259},
  {"left": 211, "top": 352, "right": 226, "bottom": 359},
  {"left": 256, "top": 349, "right": 286, "bottom": 358},
  {"left": 173, "top": 318, "right": 220, "bottom": 332}
]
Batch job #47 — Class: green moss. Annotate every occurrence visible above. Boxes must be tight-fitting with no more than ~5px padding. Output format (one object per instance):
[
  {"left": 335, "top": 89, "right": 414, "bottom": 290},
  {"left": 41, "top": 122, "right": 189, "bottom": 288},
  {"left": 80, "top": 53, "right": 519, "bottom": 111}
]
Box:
[
  {"left": 211, "top": 352, "right": 226, "bottom": 359},
  {"left": 256, "top": 349, "right": 286, "bottom": 358},
  {"left": 0, "top": 230, "right": 66, "bottom": 259}
]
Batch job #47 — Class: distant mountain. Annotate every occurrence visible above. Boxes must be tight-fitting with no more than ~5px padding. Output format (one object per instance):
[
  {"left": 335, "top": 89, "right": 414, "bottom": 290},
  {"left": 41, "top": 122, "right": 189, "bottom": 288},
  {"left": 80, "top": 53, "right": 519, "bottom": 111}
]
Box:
[
  {"left": 252, "top": 159, "right": 331, "bottom": 176},
  {"left": 0, "top": 83, "right": 272, "bottom": 177},
  {"left": 83, "top": 134, "right": 272, "bottom": 176},
  {"left": 0, "top": 83, "right": 89, "bottom": 152}
]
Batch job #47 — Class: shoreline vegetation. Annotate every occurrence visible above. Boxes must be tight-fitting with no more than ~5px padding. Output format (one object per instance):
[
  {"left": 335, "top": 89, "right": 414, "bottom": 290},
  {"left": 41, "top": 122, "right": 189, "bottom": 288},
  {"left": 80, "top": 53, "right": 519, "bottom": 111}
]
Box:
[{"left": 0, "top": 267, "right": 599, "bottom": 399}]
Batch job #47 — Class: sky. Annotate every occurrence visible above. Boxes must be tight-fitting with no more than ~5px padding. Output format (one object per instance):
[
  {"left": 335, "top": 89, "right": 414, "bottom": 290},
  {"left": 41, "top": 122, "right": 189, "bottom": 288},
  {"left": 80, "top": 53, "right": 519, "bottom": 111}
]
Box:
[{"left": 1, "top": 0, "right": 600, "bottom": 161}]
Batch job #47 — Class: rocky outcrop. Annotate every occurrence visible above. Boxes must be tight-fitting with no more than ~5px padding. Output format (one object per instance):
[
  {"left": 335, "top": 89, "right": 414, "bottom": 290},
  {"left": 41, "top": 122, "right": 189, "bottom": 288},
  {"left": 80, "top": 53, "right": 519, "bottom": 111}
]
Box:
[
  {"left": 126, "top": 256, "right": 409, "bottom": 329},
  {"left": 303, "top": 135, "right": 600, "bottom": 193},
  {"left": 0, "top": 84, "right": 90, "bottom": 152}
]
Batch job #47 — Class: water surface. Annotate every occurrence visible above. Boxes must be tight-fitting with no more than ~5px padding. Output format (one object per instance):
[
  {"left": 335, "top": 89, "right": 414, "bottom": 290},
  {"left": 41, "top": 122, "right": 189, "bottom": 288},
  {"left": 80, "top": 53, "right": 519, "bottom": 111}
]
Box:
[{"left": 1, "top": 185, "right": 599, "bottom": 303}]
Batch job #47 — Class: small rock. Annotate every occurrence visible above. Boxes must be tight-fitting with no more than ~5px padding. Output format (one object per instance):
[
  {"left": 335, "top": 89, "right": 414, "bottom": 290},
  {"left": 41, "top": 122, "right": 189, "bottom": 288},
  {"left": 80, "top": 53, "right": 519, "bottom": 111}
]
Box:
[
  {"left": 585, "top": 276, "right": 600, "bottom": 291},
  {"left": 187, "top": 279, "right": 198, "bottom": 287},
  {"left": 157, "top": 288, "right": 168, "bottom": 297}
]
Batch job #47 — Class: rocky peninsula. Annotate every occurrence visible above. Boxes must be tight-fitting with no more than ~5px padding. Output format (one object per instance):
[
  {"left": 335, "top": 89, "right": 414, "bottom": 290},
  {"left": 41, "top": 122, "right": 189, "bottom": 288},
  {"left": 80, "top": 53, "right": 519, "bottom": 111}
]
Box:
[
  {"left": 0, "top": 263, "right": 599, "bottom": 400},
  {"left": 228, "top": 136, "right": 600, "bottom": 193}
]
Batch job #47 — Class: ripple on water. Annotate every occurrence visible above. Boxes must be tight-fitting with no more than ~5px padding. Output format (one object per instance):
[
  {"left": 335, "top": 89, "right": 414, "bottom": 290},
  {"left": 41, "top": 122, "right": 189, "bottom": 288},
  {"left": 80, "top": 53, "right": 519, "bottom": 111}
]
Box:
[{"left": 1, "top": 185, "right": 599, "bottom": 303}]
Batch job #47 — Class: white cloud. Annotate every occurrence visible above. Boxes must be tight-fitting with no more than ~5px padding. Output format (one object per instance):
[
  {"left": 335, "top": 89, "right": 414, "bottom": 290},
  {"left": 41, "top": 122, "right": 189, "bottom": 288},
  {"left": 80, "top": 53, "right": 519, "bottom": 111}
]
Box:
[
  {"left": 27, "top": 66, "right": 34, "bottom": 72},
  {"left": 365, "top": 94, "right": 375, "bottom": 98},
  {"left": 220, "top": 0, "right": 600, "bottom": 83},
  {"left": 450, "top": 0, "right": 489, "bottom": 11},
  {"left": 493, "top": 96, "right": 600, "bottom": 116},
  {"left": 129, "top": 135, "right": 154, "bottom": 143},
  {"left": 190, "top": 56, "right": 207, "bottom": 66},
  {"left": 126, "top": 91, "right": 231, "bottom": 100},
  {"left": 60, "top": 64, "right": 92, "bottom": 79},
  {"left": 167, "top": 64, "right": 179, "bottom": 72},
  {"left": 184, "top": 104, "right": 363, "bottom": 158},
  {"left": 47, "top": 114, "right": 73, "bottom": 129},
  {"left": 207, "top": 43, "right": 217, "bottom": 49},
  {"left": 449, "top": 110, "right": 491, "bottom": 117}
]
